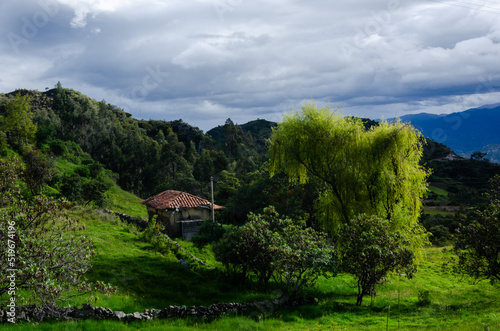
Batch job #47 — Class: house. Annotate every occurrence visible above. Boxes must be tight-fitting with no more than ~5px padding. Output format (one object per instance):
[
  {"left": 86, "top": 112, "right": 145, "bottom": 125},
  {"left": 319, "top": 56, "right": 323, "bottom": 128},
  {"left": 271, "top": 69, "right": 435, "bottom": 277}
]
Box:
[{"left": 141, "top": 190, "right": 224, "bottom": 239}]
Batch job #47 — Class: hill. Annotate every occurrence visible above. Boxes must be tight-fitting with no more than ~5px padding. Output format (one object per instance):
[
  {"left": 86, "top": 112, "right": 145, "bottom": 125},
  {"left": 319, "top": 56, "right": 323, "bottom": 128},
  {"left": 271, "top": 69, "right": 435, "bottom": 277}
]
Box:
[
  {"left": 2, "top": 85, "right": 500, "bottom": 213},
  {"left": 392, "top": 105, "right": 500, "bottom": 163}
]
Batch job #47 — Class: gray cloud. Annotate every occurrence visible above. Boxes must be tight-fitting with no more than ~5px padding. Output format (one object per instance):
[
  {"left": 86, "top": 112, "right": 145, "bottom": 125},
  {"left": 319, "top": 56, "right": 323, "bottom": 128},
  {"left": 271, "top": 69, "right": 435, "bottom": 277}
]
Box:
[{"left": 1, "top": 0, "right": 500, "bottom": 131}]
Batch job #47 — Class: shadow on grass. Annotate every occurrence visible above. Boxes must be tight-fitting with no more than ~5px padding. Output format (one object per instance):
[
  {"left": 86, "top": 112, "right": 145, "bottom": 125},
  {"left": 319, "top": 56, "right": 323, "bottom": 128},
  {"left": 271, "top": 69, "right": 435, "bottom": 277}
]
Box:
[{"left": 85, "top": 253, "right": 273, "bottom": 311}]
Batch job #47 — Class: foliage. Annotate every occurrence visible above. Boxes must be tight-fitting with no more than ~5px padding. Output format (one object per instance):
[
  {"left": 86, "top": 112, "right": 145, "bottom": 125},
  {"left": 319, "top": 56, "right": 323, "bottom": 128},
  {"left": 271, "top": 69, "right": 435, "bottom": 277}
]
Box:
[
  {"left": 269, "top": 102, "right": 430, "bottom": 251},
  {"left": 417, "top": 290, "right": 431, "bottom": 306},
  {"left": 21, "top": 147, "right": 53, "bottom": 196},
  {"left": 138, "top": 217, "right": 173, "bottom": 255},
  {"left": 420, "top": 213, "right": 458, "bottom": 245},
  {"left": 453, "top": 175, "right": 500, "bottom": 284},
  {"left": 427, "top": 157, "right": 500, "bottom": 206},
  {"left": 213, "top": 206, "right": 336, "bottom": 297},
  {"left": 220, "top": 165, "right": 318, "bottom": 226},
  {"left": 337, "top": 214, "right": 416, "bottom": 305},
  {"left": 192, "top": 218, "right": 226, "bottom": 248},
  {"left": 0, "top": 158, "right": 112, "bottom": 308},
  {"left": 0, "top": 131, "right": 7, "bottom": 156},
  {"left": 1, "top": 93, "right": 37, "bottom": 146},
  {"left": 270, "top": 215, "right": 337, "bottom": 298}
]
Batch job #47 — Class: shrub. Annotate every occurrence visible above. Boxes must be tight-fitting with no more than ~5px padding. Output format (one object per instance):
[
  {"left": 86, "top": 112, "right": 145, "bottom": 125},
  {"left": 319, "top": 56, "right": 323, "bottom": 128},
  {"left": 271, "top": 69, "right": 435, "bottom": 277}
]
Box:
[
  {"left": 337, "top": 214, "right": 416, "bottom": 306},
  {"left": 453, "top": 175, "right": 500, "bottom": 284},
  {"left": 417, "top": 290, "right": 431, "bottom": 306},
  {"left": 49, "top": 139, "right": 67, "bottom": 156},
  {"left": 213, "top": 206, "right": 337, "bottom": 297},
  {"left": 139, "top": 217, "right": 172, "bottom": 255},
  {"left": 0, "top": 158, "right": 113, "bottom": 308},
  {"left": 192, "top": 218, "right": 226, "bottom": 248}
]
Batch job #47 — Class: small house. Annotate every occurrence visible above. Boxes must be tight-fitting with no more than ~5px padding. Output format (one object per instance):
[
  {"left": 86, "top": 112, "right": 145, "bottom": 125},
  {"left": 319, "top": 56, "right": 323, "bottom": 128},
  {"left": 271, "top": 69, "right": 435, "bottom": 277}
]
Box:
[{"left": 141, "top": 190, "right": 224, "bottom": 239}]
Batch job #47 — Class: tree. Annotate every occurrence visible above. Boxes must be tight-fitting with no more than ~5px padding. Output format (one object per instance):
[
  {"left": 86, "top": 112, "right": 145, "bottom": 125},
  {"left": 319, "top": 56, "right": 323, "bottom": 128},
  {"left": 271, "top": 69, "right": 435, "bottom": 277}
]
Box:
[
  {"left": 269, "top": 103, "right": 429, "bottom": 250},
  {"left": 470, "top": 151, "right": 488, "bottom": 161},
  {"left": 1, "top": 93, "right": 37, "bottom": 146},
  {"left": 213, "top": 206, "right": 337, "bottom": 297},
  {"left": 0, "top": 158, "right": 112, "bottom": 309},
  {"left": 213, "top": 210, "right": 279, "bottom": 292},
  {"left": 453, "top": 175, "right": 500, "bottom": 284},
  {"left": 22, "top": 147, "right": 53, "bottom": 196},
  {"left": 192, "top": 218, "right": 226, "bottom": 248},
  {"left": 337, "top": 214, "right": 416, "bottom": 305}
]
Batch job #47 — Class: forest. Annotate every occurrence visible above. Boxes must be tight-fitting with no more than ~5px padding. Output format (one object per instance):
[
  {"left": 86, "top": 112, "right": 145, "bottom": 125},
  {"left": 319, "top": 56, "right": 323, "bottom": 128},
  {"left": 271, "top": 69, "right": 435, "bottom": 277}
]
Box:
[{"left": 0, "top": 85, "right": 499, "bottom": 330}]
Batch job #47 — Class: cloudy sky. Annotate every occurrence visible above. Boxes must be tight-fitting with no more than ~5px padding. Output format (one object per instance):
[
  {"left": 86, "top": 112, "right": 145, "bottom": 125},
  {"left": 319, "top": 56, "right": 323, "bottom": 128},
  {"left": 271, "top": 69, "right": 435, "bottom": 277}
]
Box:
[{"left": 1, "top": 0, "right": 500, "bottom": 131}]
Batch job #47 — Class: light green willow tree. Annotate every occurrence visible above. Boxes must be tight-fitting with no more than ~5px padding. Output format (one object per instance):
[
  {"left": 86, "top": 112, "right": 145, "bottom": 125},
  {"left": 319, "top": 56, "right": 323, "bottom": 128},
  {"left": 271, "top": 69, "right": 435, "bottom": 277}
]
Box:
[{"left": 269, "top": 103, "right": 430, "bottom": 250}]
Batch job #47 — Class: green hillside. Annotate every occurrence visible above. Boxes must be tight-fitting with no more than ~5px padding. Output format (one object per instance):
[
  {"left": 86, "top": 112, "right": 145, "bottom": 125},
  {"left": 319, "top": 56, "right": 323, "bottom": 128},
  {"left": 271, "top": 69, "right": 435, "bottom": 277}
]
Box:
[{"left": 1, "top": 87, "right": 500, "bottom": 329}]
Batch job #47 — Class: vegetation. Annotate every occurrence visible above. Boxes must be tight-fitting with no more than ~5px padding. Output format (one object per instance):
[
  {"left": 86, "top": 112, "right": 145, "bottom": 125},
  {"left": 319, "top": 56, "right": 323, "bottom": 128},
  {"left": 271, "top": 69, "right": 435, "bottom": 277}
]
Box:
[
  {"left": 0, "top": 85, "right": 499, "bottom": 329},
  {"left": 453, "top": 175, "right": 500, "bottom": 283},
  {"left": 269, "top": 103, "right": 430, "bottom": 250},
  {"left": 337, "top": 214, "right": 415, "bottom": 306},
  {"left": 0, "top": 158, "right": 111, "bottom": 309},
  {"left": 213, "top": 206, "right": 337, "bottom": 297},
  {"left": 0, "top": 94, "right": 37, "bottom": 146}
]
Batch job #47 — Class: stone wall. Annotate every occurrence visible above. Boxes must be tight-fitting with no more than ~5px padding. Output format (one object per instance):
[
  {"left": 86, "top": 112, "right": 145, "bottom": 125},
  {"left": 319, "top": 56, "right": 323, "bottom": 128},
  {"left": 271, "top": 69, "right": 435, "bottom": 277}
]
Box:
[
  {"left": 0, "top": 298, "right": 316, "bottom": 323},
  {"left": 102, "top": 209, "right": 148, "bottom": 229}
]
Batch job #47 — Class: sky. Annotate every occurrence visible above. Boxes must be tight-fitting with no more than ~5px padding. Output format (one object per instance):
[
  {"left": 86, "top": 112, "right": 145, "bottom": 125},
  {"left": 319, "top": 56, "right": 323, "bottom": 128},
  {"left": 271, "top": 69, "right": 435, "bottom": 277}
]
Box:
[{"left": 1, "top": 0, "right": 500, "bottom": 132}]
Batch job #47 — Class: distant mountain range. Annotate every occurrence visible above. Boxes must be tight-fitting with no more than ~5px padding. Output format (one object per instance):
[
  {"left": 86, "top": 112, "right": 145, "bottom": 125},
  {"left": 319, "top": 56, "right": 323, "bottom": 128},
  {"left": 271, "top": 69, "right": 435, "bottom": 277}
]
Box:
[{"left": 387, "top": 104, "right": 500, "bottom": 164}]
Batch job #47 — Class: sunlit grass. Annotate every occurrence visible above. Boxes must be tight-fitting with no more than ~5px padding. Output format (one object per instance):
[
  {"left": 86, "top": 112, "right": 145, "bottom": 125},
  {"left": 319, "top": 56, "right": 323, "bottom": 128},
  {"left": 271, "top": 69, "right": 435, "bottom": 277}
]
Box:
[
  {"left": 428, "top": 185, "right": 449, "bottom": 198},
  {"left": 105, "top": 185, "right": 148, "bottom": 219},
  {"left": 6, "top": 201, "right": 500, "bottom": 330}
]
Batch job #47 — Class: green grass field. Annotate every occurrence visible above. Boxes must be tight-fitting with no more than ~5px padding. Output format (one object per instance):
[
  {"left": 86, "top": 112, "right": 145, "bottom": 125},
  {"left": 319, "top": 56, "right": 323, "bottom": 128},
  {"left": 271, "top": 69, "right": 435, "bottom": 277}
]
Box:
[{"left": 4, "top": 188, "right": 500, "bottom": 330}]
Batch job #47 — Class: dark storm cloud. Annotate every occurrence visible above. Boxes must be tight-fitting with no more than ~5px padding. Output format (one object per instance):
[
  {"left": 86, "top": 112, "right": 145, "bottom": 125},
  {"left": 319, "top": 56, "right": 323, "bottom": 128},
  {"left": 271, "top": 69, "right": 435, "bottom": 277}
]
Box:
[{"left": 1, "top": 0, "right": 500, "bottom": 131}]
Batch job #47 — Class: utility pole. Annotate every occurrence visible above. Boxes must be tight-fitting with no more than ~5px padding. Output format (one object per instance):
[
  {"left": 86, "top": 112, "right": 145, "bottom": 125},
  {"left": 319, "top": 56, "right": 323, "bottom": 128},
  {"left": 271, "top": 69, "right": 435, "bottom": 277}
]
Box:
[{"left": 211, "top": 176, "right": 215, "bottom": 221}]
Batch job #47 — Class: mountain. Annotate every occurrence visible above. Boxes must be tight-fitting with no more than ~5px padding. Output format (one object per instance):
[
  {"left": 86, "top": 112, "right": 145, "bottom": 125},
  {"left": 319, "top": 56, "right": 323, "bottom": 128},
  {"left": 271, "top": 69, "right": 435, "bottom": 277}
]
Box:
[
  {"left": 390, "top": 105, "right": 500, "bottom": 163},
  {"left": 207, "top": 119, "right": 277, "bottom": 158}
]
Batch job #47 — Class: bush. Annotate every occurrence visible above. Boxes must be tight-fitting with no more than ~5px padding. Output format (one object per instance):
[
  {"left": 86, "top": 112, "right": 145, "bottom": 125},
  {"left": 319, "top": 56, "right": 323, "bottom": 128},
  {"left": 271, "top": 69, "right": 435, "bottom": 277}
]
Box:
[
  {"left": 49, "top": 139, "right": 67, "bottom": 156},
  {"left": 139, "top": 218, "right": 172, "bottom": 255},
  {"left": 337, "top": 214, "right": 416, "bottom": 306},
  {"left": 192, "top": 219, "right": 226, "bottom": 248},
  {"left": 429, "top": 225, "right": 450, "bottom": 246},
  {"left": 417, "top": 290, "right": 431, "bottom": 306},
  {"left": 213, "top": 206, "right": 337, "bottom": 297},
  {"left": 0, "top": 158, "right": 112, "bottom": 307},
  {"left": 453, "top": 175, "right": 500, "bottom": 284}
]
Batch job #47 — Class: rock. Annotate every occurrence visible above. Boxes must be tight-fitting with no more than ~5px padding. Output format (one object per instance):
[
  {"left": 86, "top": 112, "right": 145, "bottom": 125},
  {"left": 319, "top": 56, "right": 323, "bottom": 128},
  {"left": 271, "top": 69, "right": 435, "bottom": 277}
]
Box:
[
  {"left": 178, "top": 259, "right": 189, "bottom": 268},
  {"left": 74, "top": 309, "right": 94, "bottom": 319},
  {"left": 113, "top": 311, "right": 127, "bottom": 321},
  {"left": 125, "top": 312, "right": 142, "bottom": 321}
]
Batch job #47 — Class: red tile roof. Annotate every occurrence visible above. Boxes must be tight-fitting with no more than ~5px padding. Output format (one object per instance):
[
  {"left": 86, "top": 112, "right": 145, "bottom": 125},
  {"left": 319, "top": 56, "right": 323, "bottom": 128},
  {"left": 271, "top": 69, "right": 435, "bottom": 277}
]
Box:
[{"left": 141, "top": 190, "right": 224, "bottom": 211}]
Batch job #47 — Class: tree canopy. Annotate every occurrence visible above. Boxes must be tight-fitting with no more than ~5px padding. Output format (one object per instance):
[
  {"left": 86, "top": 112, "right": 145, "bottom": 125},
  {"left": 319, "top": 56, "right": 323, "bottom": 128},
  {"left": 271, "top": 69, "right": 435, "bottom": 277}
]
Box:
[
  {"left": 1, "top": 93, "right": 37, "bottom": 146},
  {"left": 337, "top": 214, "right": 415, "bottom": 305},
  {"left": 453, "top": 175, "right": 500, "bottom": 284},
  {"left": 269, "top": 103, "right": 430, "bottom": 249}
]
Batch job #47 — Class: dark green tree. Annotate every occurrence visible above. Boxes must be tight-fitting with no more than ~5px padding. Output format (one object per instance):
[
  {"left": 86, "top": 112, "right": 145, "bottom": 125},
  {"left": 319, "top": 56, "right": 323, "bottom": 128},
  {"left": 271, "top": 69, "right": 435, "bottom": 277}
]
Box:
[
  {"left": 213, "top": 206, "right": 336, "bottom": 297},
  {"left": 22, "top": 147, "right": 53, "bottom": 196},
  {"left": 453, "top": 175, "right": 500, "bottom": 284},
  {"left": 337, "top": 214, "right": 416, "bottom": 305}
]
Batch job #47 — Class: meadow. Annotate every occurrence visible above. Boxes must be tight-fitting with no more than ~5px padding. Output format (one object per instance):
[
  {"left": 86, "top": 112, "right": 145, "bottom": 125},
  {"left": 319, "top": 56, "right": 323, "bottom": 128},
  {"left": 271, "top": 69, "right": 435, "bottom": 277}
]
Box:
[{"left": 4, "top": 189, "right": 499, "bottom": 330}]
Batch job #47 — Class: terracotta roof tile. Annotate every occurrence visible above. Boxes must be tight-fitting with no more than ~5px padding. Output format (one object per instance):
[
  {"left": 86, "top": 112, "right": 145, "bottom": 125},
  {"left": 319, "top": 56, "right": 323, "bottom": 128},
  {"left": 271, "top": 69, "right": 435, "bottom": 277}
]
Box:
[{"left": 141, "top": 190, "right": 224, "bottom": 211}]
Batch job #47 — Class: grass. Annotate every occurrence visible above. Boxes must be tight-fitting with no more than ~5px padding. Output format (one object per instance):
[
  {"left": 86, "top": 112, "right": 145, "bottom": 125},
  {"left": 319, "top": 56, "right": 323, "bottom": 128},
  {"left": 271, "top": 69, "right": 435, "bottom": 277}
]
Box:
[
  {"left": 4, "top": 194, "right": 500, "bottom": 330},
  {"left": 106, "top": 185, "right": 148, "bottom": 219},
  {"left": 427, "top": 185, "right": 449, "bottom": 198},
  {"left": 422, "top": 207, "right": 455, "bottom": 216}
]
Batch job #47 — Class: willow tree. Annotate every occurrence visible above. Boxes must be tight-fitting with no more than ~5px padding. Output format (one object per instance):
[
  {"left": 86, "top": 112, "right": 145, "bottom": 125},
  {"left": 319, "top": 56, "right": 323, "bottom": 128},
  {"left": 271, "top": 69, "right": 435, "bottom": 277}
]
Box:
[{"left": 269, "top": 103, "right": 430, "bottom": 250}]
